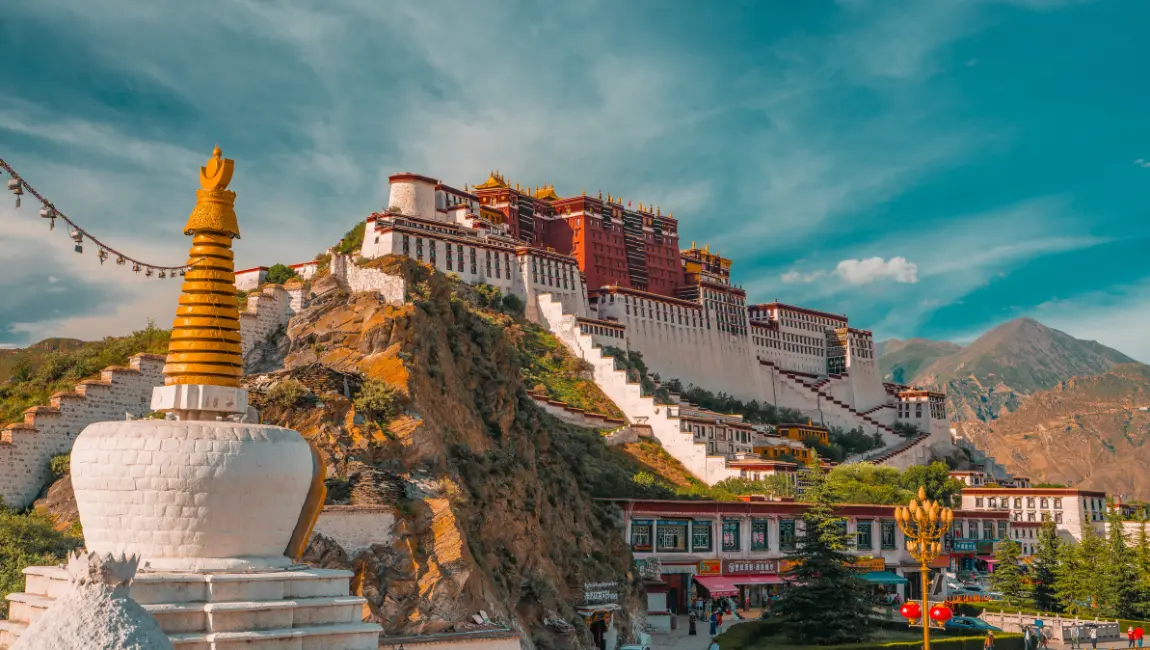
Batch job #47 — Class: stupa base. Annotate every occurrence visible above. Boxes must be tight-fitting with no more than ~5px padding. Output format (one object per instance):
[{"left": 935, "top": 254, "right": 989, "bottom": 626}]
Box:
[{"left": 2, "top": 565, "right": 381, "bottom": 650}]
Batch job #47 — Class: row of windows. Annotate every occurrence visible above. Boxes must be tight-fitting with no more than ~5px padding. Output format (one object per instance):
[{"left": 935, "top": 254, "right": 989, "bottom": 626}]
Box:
[
  {"left": 630, "top": 518, "right": 900, "bottom": 553},
  {"left": 975, "top": 496, "right": 1065, "bottom": 510}
]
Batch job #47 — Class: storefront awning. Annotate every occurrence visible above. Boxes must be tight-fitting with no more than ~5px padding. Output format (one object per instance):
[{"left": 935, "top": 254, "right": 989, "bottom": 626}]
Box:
[
  {"left": 861, "top": 571, "right": 908, "bottom": 585},
  {"left": 693, "top": 575, "right": 739, "bottom": 596},
  {"left": 730, "top": 575, "right": 784, "bottom": 586}
]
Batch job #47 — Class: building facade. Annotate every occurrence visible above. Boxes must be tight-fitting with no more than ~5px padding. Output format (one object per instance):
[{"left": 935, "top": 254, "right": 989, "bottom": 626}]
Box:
[
  {"left": 960, "top": 487, "right": 1108, "bottom": 542},
  {"left": 612, "top": 497, "right": 1011, "bottom": 612}
]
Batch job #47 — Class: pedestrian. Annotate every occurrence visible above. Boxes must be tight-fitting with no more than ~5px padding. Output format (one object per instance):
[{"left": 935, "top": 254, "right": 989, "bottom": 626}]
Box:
[
  {"left": 1129, "top": 627, "right": 1137, "bottom": 649},
  {"left": 985, "top": 631, "right": 995, "bottom": 650},
  {"left": 1090, "top": 625, "right": 1098, "bottom": 650},
  {"left": 688, "top": 610, "right": 697, "bottom": 636},
  {"left": 709, "top": 611, "right": 718, "bottom": 636}
]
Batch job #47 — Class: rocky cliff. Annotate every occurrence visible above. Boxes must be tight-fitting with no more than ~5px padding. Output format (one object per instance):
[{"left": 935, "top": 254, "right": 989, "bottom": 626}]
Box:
[{"left": 247, "top": 258, "right": 650, "bottom": 647}]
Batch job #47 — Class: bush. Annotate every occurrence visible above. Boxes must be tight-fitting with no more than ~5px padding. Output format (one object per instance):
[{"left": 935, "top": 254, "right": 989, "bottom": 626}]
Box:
[
  {"left": 49, "top": 454, "right": 69, "bottom": 480},
  {"left": 265, "top": 263, "right": 299, "bottom": 285},
  {"left": 266, "top": 379, "right": 313, "bottom": 409},
  {"left": 354, "top": 380, "right": 407, "bottom": 425},
  {"left": 0, "top": 507, "right": 82, "bottom": 618}
]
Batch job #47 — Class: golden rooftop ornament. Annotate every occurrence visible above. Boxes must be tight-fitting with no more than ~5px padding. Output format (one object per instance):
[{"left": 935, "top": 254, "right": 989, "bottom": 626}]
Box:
[{"left": 162, "top": 146, "right": 243, "bottom": 388}]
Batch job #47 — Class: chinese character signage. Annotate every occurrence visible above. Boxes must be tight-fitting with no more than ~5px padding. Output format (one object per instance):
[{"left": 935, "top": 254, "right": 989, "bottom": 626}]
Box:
[
  {"left": 722, "top": 559, "right": 778, "bottom": 575},
  {"left": 698, "top": 560, "right": 721, "bottom": 575}
]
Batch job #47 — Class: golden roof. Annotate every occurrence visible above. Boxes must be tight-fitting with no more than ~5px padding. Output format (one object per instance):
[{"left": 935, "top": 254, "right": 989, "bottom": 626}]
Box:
[
  {"left": 533, "top": 183, "right": 560, "bottom": 201},
  {"left": 473, "top": 170, "right": 509, "bottom": 190},
  {"left": 162, "top": 146, "right": 244, "bottom": 388}
]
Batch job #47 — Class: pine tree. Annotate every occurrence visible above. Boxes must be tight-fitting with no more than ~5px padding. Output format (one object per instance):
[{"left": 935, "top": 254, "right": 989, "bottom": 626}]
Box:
[
  {"left": 776, "top": 466, "right": 873, "bottom": 645},
  {"left": 1030, "top": 520, "right": 1061, "bottom": 613},
  {"left": 990, "top": 539, "right": 1028, "bottom": 606},
  {"left": 1100, "top": 508, "right": 1139, "bottom": 618}
]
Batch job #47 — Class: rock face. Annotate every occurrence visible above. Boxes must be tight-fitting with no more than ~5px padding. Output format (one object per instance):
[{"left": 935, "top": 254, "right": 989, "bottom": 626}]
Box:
[
  {"left": 12, "top": 552, "right": 172, "bottom": 650},
  {"left": 247, "top": 263, "right": 646, "bottom": 647}
]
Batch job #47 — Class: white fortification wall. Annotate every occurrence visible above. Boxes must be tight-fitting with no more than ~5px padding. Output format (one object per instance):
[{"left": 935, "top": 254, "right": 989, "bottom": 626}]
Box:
[{"left": 0, "top": 354, "right": 165, "bottom": 509}]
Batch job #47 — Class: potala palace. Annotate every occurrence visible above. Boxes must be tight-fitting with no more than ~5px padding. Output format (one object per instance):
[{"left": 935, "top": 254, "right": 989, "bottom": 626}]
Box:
[{"left": 342, "top": 171, "right": 955, "bottom": 481}]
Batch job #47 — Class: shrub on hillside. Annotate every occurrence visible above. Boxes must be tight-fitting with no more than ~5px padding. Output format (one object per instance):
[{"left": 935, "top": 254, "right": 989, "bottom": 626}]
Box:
[
  {"left": 354, "top": 380, "right": 407, "bottom": 425},
  {"left": 266, "top": 379, "right": 313, "bottom": 409}
]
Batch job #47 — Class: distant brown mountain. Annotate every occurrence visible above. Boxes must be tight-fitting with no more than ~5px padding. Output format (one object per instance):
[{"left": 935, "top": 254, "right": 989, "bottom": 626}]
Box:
[
  {"left": 956, "top": 363, "right": 1150, "bottom": 499},
  {"left": 879, "top": 318, "right": 1137, "bottom": 422}
]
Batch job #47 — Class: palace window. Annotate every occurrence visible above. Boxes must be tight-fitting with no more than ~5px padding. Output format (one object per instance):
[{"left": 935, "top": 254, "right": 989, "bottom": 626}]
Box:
[
  {"left": 692, "top": 521, "right": 713, "bottom": 552},
  {"left": 857, "top": 520, "right": 873, "bottom": 550},
  {"left": 881, "top": 519, "right": 897, "bottom": 550},
  {"left": 722, "top": 520, "right": 741, "bottom": 552},
  {"left": 751, "top": 519, "right": 769, "bottom": 551},
  {"left": 780, "top": 519, "right": 796, "bottom": 551},
  {"left": 656, "top": 520, "right": 688, "bottom": 553},
  {"left": 630, "top": 520, "right": 653, "bottom": 552}
]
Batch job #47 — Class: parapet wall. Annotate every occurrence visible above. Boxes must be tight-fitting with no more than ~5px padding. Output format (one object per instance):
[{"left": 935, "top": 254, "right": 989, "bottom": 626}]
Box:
[{"left": 0, "top": 353, "right": 166, "bottom": 509}]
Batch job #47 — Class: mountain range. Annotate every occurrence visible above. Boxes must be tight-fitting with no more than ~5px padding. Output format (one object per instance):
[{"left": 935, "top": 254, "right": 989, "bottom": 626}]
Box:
[{"left": 879, "top": 317, "right": 1150, "bottom": 498}]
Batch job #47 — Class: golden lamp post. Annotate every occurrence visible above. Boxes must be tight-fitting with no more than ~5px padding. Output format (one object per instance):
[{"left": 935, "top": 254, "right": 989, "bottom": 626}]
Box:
[{"left": 895, "top": 486, "right": 954, "bottom": 650}]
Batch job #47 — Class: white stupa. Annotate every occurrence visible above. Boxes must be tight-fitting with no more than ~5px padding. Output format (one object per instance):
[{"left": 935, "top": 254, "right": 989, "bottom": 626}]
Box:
[{"left": 1, "top": 148, "right": 381, "bottom": 650}]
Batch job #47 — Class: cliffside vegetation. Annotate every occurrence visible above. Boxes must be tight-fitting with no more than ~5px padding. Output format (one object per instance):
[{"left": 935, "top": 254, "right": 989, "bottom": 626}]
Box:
[{"left": 0, "top": 323, "right": 169, "bottom": 425}]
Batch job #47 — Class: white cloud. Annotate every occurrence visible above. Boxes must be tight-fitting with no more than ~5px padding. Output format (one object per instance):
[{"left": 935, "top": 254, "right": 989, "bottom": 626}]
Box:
[{"left": 835, "top": 256, "right": 919, "bottom": 284}]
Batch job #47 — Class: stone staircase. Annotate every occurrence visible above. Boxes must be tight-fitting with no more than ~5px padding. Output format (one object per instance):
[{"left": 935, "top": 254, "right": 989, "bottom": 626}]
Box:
[
  {"left": 760, "top": 359, "right": 899, "bottom": 442},
  {"left": 0, "top": 353, "right": 167, "bottom": 510},
  {"left": 0, "top": 566, "right": 380, "bottom": 650},
  {"left": 535, "top": 294, "right": 740, "bottom": 484}
]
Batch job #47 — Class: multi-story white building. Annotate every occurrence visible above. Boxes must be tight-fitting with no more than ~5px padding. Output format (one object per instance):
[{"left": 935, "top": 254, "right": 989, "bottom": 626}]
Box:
[{"left": 960, "top": 487, "right": 1108, "bottom": 543}]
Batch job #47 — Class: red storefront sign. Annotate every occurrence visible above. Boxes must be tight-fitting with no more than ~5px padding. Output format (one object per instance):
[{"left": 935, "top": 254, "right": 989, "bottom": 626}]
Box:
[
  {"left": 722, "top": 559, "right": 779, "bottom": 575},
  {"left": 698, "top": 560, "right": 722, "bottom": 575}
]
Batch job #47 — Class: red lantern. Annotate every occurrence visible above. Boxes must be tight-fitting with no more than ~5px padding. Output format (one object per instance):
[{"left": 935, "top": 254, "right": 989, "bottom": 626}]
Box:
[
  {"left": 900, "top": 602, "right": 921, "bottom": 620},
  {"left": 929, "top": 605, "right": 953, "bottom": 623}
]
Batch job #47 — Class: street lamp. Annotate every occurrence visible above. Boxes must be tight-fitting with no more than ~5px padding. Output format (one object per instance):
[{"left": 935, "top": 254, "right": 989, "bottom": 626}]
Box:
[{"left": 896, "top": 486, "right": 953, "bottom": 650}]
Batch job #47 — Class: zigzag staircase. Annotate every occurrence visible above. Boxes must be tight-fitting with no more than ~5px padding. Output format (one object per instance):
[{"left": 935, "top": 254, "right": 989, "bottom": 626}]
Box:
[{"left": 535, "top": 294, "right": 741, "bottom": 485}]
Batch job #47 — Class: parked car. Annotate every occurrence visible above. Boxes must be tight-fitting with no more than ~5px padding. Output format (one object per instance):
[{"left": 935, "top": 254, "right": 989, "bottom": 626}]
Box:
[{"left": 946, "top": 617, "right": 1002, "bottom": 632}]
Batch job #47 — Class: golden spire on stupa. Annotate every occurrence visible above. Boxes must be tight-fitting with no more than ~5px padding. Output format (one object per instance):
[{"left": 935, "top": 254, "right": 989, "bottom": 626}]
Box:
[{"left": 162, "top": 146, "right": 243, "bottom": 387}]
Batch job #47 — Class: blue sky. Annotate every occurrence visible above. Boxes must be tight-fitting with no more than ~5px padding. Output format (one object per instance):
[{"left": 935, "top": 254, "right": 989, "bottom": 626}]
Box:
[{"left": 2, "top": 0, "right": 1149, "bottom": 360}]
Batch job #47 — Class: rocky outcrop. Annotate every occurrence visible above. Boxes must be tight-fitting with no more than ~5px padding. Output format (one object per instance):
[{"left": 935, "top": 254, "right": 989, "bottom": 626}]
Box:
[{"left": 249, "top": 264, "right": 646, "bottom": 647}]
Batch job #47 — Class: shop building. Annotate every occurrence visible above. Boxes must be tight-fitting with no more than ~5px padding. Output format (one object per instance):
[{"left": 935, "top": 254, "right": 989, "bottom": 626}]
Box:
[{"left": 609, "top": 497, "right": 1011, "bottom": 612}]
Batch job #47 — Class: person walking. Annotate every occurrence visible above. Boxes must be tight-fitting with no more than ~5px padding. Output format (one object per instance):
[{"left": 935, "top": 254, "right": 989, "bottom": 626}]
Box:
[
  {"left": 985, "top": 631, "right": 995, "bottom": 650},
  {"left": 1090, "top": 625, "right": 1098, "bottom": 650},
  {"left": 688, "top": 610, "right": 697, "bottom": 636}
]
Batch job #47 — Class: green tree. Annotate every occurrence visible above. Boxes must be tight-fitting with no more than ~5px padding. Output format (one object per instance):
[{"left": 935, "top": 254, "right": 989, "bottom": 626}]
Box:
[
  {"left": 776, "top": 467, "right": 873, "bottom": 645},
  {"left": 1030, "top": 520, "right": 1061, "bottom": 612},
  {"left": 265, "top": 263, "right": 299, "bottom": 285},
  {"left": 900, "top": 462, "right": 966, "bottom": 505},
  {"left": 990, "top": 538, "right": 1029, "bottom": 606},
  {"left": 1100, "top": 508, "right": 1139, "bottom": 618},
  {"left": 1056, "top": 521, "right": 1107, "bottom": 615}
]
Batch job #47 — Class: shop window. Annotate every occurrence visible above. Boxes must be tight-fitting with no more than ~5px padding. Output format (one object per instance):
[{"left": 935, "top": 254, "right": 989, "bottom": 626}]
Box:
[
  {"left": 692, "top": 521, "right": 713, "bottom": 552},
  {"left": 780, "top": 519, "right": 796, "bottom": 551},
  {"left": 751, "top": 520, "right": 769, "bottom": 551},
  {"left": 631, "top": 520, "right": 653, "bottom": 552},
  {"left": 722, "top": 520, "right": 741, "bottom": 552}
]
